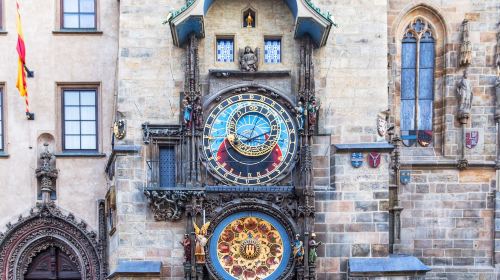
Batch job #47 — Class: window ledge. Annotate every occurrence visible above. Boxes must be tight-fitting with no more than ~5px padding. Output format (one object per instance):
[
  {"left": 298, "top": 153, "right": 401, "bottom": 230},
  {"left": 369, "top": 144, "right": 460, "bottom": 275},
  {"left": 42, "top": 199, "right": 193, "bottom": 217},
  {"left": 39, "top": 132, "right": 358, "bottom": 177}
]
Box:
[
  {"left": 52, "top": 30, "right": 103, "bottom": 35},
  {"left": 0, "top": 30, "right": 7, "bottom": 35},
  {"left": 55, "top": 152, "right": 106, "bottom": 158},
  {"left": 0, "top": 152, "right": 10, "bottom": 158}
]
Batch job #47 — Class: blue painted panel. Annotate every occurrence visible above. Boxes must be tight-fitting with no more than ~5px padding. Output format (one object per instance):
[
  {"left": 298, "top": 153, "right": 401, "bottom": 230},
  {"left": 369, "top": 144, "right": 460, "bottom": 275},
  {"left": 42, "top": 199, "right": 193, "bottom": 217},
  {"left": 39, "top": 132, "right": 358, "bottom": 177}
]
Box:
[
  {"left": 295, "top": 18, "right": 324, "bottom": 47},
  {"left": 401, "top": 40, "right": 416, "bottom": 68},
  {"left": 401, "top": 100, "right": 415, "bottom": 131},
  {"left": 159, "top": 146, "right": 176, "bottom": 187},
  {"left": 283, "top": 0, "right": 298, "bottom": 18},
  {"left": 401, "top": 69, "right": 416, "bottom": 99},
  {"left": 419, "top": 41, "right": 435, "bottom": 68},
  {"left": 418, "top": 99, "right": 433, "bottom": 130},
  {"left": 176, "top": 16, "right": 203, "bottom": 46},
  {"left": 418, "top": 68, "right": 434, "bottom": 100},
  {"left": 209, "top": 211, "right": 291, "bottom": 280}
]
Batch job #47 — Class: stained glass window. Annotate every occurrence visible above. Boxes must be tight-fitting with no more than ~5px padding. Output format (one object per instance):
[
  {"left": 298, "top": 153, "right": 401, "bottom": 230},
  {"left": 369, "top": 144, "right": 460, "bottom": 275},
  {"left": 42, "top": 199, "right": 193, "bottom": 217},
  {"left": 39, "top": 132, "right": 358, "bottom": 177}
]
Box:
[
  {"left": 264, "top": 39, "right": 281, "bottom": 63},
  {"left": 400, "top": 18, "right": 435, "bottom": 147},
  {"left": 216, "top": 38, "right": 234, "bottom": 62},
  {"left": 63, "top": 89, "right": 97, "bottom": 151},
  {"left": 159, "top": 146, "right": 176, "bottom": 187}
]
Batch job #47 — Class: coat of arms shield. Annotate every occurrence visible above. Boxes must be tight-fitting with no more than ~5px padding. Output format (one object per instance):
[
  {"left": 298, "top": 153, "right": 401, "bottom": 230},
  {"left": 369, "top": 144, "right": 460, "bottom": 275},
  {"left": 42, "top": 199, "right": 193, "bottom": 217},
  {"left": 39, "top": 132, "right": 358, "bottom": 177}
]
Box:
[
  {"left": 465, "top": 131, "right": 479, "bottom": 149},
  {"left": 351, "top": 153, "right": 363, "bottom": 168},
  {"left": 368, "top": 152, "right": 381, "bottom": 168},
  {"left": 400, "top": 170, "right": 411, "bottom": 185}
]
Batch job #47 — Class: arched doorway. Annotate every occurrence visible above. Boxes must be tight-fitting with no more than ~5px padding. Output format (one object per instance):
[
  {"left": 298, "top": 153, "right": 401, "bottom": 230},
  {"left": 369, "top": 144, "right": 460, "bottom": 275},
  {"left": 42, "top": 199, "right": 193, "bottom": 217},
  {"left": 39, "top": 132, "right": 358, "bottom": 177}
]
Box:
[{"left": 24, "top": 247, "right": 81, "bottom": 280}]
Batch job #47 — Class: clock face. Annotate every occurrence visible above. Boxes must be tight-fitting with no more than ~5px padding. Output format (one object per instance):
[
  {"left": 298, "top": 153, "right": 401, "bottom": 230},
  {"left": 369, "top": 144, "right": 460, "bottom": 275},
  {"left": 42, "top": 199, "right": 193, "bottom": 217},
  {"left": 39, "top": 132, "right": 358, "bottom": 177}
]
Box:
[{"left": 203, "top": 93, "right": 297, "bottom": 185}]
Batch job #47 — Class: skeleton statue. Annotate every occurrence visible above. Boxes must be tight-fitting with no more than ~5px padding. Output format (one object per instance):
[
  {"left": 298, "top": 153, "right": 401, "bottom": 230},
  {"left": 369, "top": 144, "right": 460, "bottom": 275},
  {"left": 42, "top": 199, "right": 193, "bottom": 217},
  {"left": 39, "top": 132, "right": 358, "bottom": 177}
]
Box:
[
  {"left": 295, "top": 101, "right": 305, "bottom": 131},
  {"left": 456, "top": 69, "right": 473, "bottom": 121},
  {"left": 239, "top": 46, "right": 259, "bottom": 72}
]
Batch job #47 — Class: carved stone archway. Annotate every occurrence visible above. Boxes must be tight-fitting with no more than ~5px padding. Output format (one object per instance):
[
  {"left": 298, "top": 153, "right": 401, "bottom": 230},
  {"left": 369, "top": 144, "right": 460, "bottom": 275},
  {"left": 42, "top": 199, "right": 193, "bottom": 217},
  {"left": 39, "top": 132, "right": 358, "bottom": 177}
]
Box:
[{"left": 0, "top": 202, "right": 106, "bottom": 280}]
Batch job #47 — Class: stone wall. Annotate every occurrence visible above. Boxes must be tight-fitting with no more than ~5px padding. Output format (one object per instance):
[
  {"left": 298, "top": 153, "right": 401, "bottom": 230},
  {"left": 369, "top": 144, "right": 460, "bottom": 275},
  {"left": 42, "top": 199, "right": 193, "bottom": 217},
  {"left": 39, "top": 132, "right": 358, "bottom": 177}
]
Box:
[{"left": 0, "top": 0, "right": 118, "bottom": 231}]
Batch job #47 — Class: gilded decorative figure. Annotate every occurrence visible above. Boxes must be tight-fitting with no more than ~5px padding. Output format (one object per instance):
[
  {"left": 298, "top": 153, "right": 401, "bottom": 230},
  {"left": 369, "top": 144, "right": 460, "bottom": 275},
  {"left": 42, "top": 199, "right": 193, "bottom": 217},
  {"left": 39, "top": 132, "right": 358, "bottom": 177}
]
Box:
[
  {"left": 457, "top": 70, "right": 473, "bottom": 120},
  {"left": 180, "top": 234, "right": 191, "bottom": 262},
  {"left": 239, "top": 46, "right": 259, "bottom": 72},
  {"left": 308, "top": 233, "right": 322, "bottom": 264},
  {"left": 459, "top": 19, "right": 472, "bottom": 66},
  {"left": 193, "top": 221, "right": 210, "bottom": 264},
  {"left": 182, "top": 98, "right": 193, "bottom": 128},
  {"left": 113, "top": 119, "right": 126, "bottom": 140},
  {"left": 246, "top": 13, "right": 253, "bottom": 28},
  {"left": 295, "top": 101, "right": 305, "bottom": 131},
  {"left": 292, "top": 234, "right": 304, "bottom": 263}
]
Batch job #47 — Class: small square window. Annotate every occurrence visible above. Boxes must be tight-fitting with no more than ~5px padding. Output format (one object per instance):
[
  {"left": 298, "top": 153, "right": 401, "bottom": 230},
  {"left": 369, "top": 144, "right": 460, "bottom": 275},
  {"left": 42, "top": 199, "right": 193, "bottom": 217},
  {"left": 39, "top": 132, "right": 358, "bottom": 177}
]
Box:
[
  {"left": 61, "top": 0, "right": 96, "bottom": 29},
  {"left": 264, "top": 39, "right": 281, "bottom": 64},
  {"left": 62, "top": 89, "right": 98, "bottom": 151},
  {"left": 216, "top": 38, "right": 234, "bottom": 62}
]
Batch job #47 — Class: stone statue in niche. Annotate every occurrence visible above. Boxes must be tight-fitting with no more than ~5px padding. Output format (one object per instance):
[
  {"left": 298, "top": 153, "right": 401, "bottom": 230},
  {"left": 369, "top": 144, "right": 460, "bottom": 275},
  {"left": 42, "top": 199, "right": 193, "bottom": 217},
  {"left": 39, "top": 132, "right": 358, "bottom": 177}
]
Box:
[
  {"left": 459, "top": 19, "right": 472, "bottom": 66},
  {"left": 457, "top": 70, "right": 473, "bottom": 121},
  {"left": 35, "top": 143, "right": 58, "bottom": 198},
  {"left": 239, "top": 46, "right": 259, "bottom": 72}
]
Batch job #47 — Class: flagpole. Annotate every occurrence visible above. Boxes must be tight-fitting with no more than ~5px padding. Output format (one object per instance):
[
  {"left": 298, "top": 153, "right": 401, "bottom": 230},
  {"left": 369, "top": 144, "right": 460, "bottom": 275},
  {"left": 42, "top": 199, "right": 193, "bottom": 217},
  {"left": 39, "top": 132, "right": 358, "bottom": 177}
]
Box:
[{"left": 16, "top": 0, "right": 34, "bottom": 120}]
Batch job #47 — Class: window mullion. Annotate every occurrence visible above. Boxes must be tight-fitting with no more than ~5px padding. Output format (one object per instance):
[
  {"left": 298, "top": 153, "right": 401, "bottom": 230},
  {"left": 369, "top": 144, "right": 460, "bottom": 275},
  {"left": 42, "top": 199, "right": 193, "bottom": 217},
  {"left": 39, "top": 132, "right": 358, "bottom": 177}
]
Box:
[{"left": 414, "top": 36, "right": 421, "bottom": 132}]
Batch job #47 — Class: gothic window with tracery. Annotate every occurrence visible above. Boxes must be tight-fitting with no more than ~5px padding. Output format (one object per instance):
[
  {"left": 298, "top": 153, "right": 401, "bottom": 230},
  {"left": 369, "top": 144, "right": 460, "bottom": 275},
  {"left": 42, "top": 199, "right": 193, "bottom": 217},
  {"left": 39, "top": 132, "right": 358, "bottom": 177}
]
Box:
[{"left": 400, "top": 18, "right": 435, "bottom": 147}]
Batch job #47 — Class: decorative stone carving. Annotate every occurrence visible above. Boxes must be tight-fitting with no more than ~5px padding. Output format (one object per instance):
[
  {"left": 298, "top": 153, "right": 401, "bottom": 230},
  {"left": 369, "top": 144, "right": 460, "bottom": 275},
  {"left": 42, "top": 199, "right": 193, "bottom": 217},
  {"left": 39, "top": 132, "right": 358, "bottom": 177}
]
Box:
[
  {"left": 457, "top": 70, "right": 473, "bottom": 123},
  {"left": 143, "top": 189, "right": 204, "bottom": 222},
  {"left": 0, "top": 202, "right": 105, "bottom": 280},
  {"left": 113, "top": 119, "right": 126, "bottom": 140},
  {"left": 377, "top": 111, "right": 389, "bottom": 137},
  {"left": 142, "top": 122, "right": 182, "bottom": 144},
  {"left": 35, "top": 143, "right": 58, "bottom": 196},
  {"left": 459, "top": 19, "right": 472, "bottom": 66},
  {"left": 239, "top": 46, "right": 259, "bottom": 72}
]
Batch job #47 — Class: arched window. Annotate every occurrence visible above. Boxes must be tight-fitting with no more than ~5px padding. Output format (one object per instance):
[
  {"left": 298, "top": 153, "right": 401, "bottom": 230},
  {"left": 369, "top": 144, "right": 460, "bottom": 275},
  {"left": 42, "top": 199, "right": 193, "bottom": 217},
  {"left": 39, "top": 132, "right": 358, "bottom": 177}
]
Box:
[{"left": 401, "top": 18, "right": 435, "bottom": 147}]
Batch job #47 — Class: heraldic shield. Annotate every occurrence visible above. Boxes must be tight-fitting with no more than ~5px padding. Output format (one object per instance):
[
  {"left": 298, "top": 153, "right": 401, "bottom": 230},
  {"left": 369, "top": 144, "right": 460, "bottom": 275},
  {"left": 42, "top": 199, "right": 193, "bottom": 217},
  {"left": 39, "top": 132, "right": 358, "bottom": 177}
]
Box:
[
  {"left": 368, "top": 152, "right": 381, "bottom": 168},
  {"left": 351, "top": 153, "right": 363, "bottom": 168},
  {"left": 466, "top": 131, "right": 478, "bottom": 149}
]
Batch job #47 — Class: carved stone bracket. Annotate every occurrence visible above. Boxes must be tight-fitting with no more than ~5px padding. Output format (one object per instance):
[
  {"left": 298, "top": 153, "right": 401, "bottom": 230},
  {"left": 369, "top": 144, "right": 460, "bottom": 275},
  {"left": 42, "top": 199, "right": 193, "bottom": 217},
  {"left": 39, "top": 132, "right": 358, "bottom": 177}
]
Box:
[
  {"left": 142, "top": 123, "right": 182, "bottom": 144},
  {"left": 144, "top": 189, "right": 205, "bottom": 222}
]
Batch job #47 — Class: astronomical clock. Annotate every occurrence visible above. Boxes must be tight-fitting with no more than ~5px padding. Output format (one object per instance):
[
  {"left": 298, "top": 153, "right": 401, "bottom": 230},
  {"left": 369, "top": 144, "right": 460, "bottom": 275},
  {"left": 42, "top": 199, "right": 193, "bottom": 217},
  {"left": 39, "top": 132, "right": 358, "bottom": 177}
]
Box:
[
  {"left": 143, "top": 27, "right": 322, "bottom": 279},
  {"left": 202, "top": 93, "right": 298, "bottom": 185}
]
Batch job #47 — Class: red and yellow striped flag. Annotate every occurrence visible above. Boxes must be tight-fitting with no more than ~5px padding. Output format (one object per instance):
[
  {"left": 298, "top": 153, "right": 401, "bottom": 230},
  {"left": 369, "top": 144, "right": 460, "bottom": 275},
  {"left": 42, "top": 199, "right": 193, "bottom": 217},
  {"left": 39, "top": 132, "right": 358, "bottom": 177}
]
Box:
[{"left": 15, "top": 0, "right": 30, "bottom": 114}]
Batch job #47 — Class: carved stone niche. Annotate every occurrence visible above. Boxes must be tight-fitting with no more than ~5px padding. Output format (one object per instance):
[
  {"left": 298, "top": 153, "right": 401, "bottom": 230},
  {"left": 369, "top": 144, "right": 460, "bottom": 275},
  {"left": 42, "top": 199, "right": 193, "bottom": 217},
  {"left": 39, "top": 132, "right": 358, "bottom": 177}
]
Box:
[
  {"left": 36, "top": 134, "right": 58, "bottom": 200},
  {"left": 207, "top": 70, "right": 293, "bottom": 102}
]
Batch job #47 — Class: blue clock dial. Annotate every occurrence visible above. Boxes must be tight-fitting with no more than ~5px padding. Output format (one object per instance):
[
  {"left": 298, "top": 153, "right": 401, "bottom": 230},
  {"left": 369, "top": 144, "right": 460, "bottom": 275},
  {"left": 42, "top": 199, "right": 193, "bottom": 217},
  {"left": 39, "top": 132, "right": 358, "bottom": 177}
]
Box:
[{"left": 203, "top": 93, "right": 297, "bottom": 185}]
